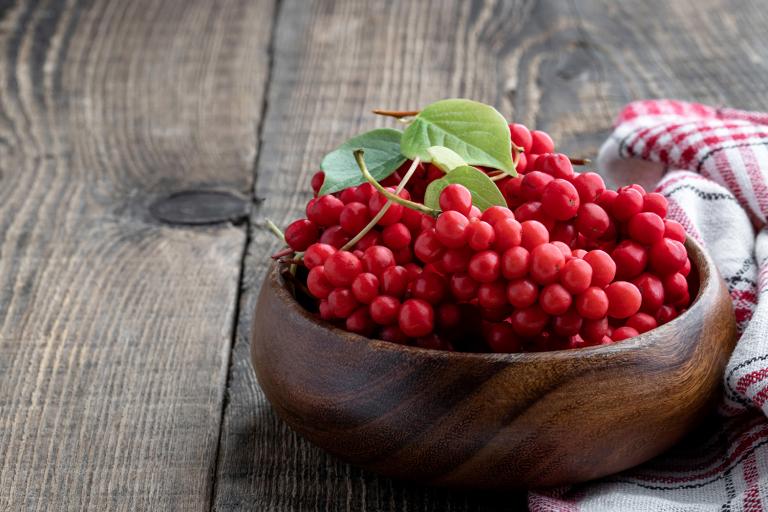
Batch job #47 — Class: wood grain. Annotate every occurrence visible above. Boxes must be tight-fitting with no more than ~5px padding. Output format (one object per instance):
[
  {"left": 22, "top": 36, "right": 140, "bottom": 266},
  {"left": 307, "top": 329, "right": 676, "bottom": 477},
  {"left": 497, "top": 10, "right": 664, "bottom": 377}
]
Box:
[
  {"left": 251, "top": 237, "right": 735, "bottom": 489},
  {"left": 215, "top": 0, "right": 768, "bottom": 509},
  {"left": 0, "top": 0, "right": 273, "bottom": 510}
]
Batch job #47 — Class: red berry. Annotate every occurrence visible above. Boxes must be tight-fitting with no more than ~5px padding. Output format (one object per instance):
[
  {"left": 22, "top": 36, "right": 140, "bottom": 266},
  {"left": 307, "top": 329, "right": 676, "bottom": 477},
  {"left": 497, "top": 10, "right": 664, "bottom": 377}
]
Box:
[
  {"left": 450, "top": 273, "right": 479, "bottom": 301},
  {"left": 509, "top": 305, "right": 549, "bottom": 337},
  {"left": 581, "top": 317, "right": 609, "bottom": 344},
  {"left": 369, "top": 187, "right": 404, "bottom": 226},
  {"left": 381, "top": 265, "right": 410, "bottom": 297},
  {"left": 480, "top": 205, "right": 515, "bottom": 225},
  {"left": 468, "top": 205, "right": 482, "bottom": 219},
  {"left": 318, "top": 299, "right": 334, "bottom": 320},
  {"left": 643, "top": 192, "right": 668, "bottom": 217},
  {"left": 413, "top": 228, "right": 444, "bottom": 263},
  {"left": 307, "top": 194, "right": 344, "bottom": 227},
  {"left": 506, "top": 278, "right": 538, "bottom": 308},
  {"left": 378, "top": 325, "right": 409, "bottom": 344},
  {"left": 626, "top": 312, "right": 657, "bottom": 333},
  {"left": 535, "top": 153, "right": 574, "bottom": 179},
  {"left": 552, "top": 309, "right": 583, "bottom": 337},
  {"left": 595, "top": 189, "right": 618, "bottom": 211},
  {"left": 560, "top": 258, "right": 593, "bottom": 294},
  {"left": 441, "top": 247, "right": 472, "bottom": 273},
  {"left": 612, "top": 326, "right": 639, "bottom": 341},
  {"left": 435, "top": 210, "right": 469, "bottom": 248},
  {"left": 354, "top": 231, "right": 381, "bottom": 251},
  {"left": 328, "top": 287, "right": 359, "bottom": 317},
  {"left": 515, "top": 152, "right": 528, "bottom": 173},
  {"left": 503, "top": 176, "right": 524, "bottom": 207},
  {"left": 575, "top": 203, "right": 610, "bottom": 239},
  {"left": 633, "top": 273, "right": 665, "bottom": 313},
  {"left": 415, "top": 333, "right": 453, "bottom": 351},
  {"left": 501, "top": 246, "right": 531, "bottom": 279},
  {"left": 478, "top": 281, "right": 508, "bottom": 309},
  {"left": 304, "top": 243, "right": 336, "bottom": 269},
  {"left": 361, "top": 246, "right": 395, "bottom": 277},
  {"left": 370, "top": 296, "right": 401, "bottom": 325},
  {"left": 530, "top": 243, "right": 565, "bottom": 284},
  {"left": 656, "top": 305, "right": 678, "bottom": 324},
  {"left": 285, "top": 219, "right": 319, "bottom": 251},
  {"left": 494, "top": 218, "right": 523, "bottom": 250},
  {"left": 664, "top": 220, "right": 686, "bottom": 243},
  {"left": 509, "top": 123, "right": 533, "bottom": 153},
  {"left": 339, "top": 202, "right": 371, "bottom": 235},
  {"left": 351, "top": 272, "right": 379, "bottom": 304},
  {"left": 307, "top": 266, "right": 334, "bottom": 299},
  {"left": 485, "top": 321, "right": 522, "bottom": 353},
  {"left": 539, "top": 283, "right": 572, "bottom": 315},
  {"left": 398, "top": 298, "right": 434, "bottom": 337},
  {"left": 468, "top": 250, "right": 501, "bottom": 283},
  {"left": 319, "top": 225, "right": 350, "bottom": 248},
  {"left": 521, "top": 171, "right": 554, "bottom": 201},
  {"left": 605, "top": 281, "right": 642, "bottom": 318},
  {"left": 324, "top": 250, "right": 363, "bottom": 287},
  {"left": 520, "top": 220, "right": 549, "bottom": 250},
  {"left": 346, "top": 306, "right": 375, "bottom": 336},
  {"left": 551, "top": 222, "right": 577, "bottom": 245},
  {"left": 612, "top": 240, "right": 649, "bottom": 280},
  {"left": 439, "top": 184, "right": 473, "bottom": 216},
  {"left": 412, "top": 272, "right": 448, "bottom": 304},
  {"left": 573, "top": 172, "right": 606, "bottom": 203},
  {"left": 583, "top": 250, "right": 616, "bottom": 287},
  {"left": 628, "top": 212, "right": 665, "bottom": 245},
  {"left": 649, "top": 238, "right": 687, "bottom": 275},
  {"left": 541, "top": 179, "right": 580, "bottom": 220},
  {"left": 466, "top": 220, "right": 495, "bottom": 251},
  {"left": 530, "top": 130, "right": 555, "bottom": 154},
  {"left": 681, "top": 257, "right": 692, "bottom": 277},
  {"left": 663, "top": 272, "right": 689, "bottom": 303},
  {"left": 576, "top": 287, "right": 609, "bottom": 319},
  {"left": 612, "top": 188, "right": 644, "bottom": 221},
  {"left": 311, "top": 171, "right": 325, "bottom": 194},
  {"left": 381, "top": 223, "right": 411, "bottom": 249}
]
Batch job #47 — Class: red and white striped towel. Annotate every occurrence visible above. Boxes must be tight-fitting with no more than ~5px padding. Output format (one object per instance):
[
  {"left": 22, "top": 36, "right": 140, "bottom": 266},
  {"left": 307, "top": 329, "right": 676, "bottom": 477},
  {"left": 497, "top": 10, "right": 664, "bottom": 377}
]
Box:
[{"left": 529, "top": 100, "right": 768, "bottom": 511}]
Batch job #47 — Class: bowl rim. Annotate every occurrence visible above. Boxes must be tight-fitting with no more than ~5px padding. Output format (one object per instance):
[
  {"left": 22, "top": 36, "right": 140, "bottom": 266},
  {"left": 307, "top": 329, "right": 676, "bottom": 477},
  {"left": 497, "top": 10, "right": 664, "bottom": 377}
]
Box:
[{"left": 268, "top": 236, "right": 713, "bottom": 363}]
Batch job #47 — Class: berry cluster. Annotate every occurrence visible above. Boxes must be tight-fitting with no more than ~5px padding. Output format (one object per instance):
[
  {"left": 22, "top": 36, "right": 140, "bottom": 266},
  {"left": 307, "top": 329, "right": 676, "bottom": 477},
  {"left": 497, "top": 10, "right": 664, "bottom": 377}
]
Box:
[{"left": 280, "top": 124, "right": 693, "bottom": 353}]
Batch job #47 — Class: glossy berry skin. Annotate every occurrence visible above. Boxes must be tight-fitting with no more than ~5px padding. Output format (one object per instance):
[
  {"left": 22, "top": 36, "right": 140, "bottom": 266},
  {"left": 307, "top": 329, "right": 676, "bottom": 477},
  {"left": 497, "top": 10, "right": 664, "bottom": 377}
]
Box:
[
  {"left": 626, "top": 312, "right": 657, "bottom": 333},
  {"left": 380, "top": 265, "right": 409, "bottom": 297},
  {"left": 643, "top": 192, "right": 668, "bottom": 217},
  {"left": 575, "top": 203, "right": 610, "bottom": 239},
  {"left": 339, "top": 202, "right": 370, "bottom": 235},
  {"left": 361, "top": 246, "right": 395, "bottom": 277},
  {"left": 307, "top": 194, "right": 344, "bottom": 227},
  {"left": 541, "top": 179, "right": 580, "bottom": 220},
  {"left": 435, "top": 210, "right": 469, "bottom": 248},
  {"left": 307, "top": 266, "right": 334, "bottom": 299},
  {"left": 605, "top": 281, "right": 642, "bottom": 318},
  {"left": 581, "top": 317, "right": 609, "bottom": 344},
  {"left": 303, "top": 243, "right": 336, "bottom": 269},
  {"left": 351, "top": 272, "right": 379, "bottom": 304},
  {"left": 285, "top": 219, "right": 319, "bottom": 251},
  {"left": 628, "top": 212, "right": 665, "bottom": 245},
  {"left": 520, "top": 220, "right": 549, "bottom": 250},
  {"left": 466, "top": 220, "right": 495, "bottom": 251},
  {"left": 437, "top": 303, "right": 462, "bottom": 330},
  {"left": 311, "top": 171, "right": 325, "bottom": 194},
  {"left": 412, "top": 272, "right": 448, "bottom": 304},
  {"left": 509, "top": 305, "right": 549, "bottom": 337},
  {"left": 368, "top": 187, "right": 404, "bottom": 226},
  {"left": 560, "top": 258, "right": 593, "bottom": 294},
  {"left": 480, "top": 205, "right": 515, "bottom": 226},
  {"left": 535, "top": 153, "right": 574, "bottom": 179},
  {"left": 477, "top": 281, "right": 508, "bottom": 309},
  {"left": 506, "top": 278, "right": 538, "bottom": 308},
  {"left": 441, "top": 247, "right": 472, "bottom": 273},
  {"left": 611, "top": 188, "right": 644, "bottom": 222},
  {"left": 398, "top": 298, "right": 434, "bottom": 338},
  {"left": 573, "top": 172, "right": 606, "bottom": 203},
  {"left": 468, "top": 250, "right": 501, "bottom": 283},
  {"left": 552, "top": 309, "right": 583, "bottom": 337},
  {"left": 319, "top": 225, "right": 351, "bottom": 248},
  {"left": 439, "top": 184, "right": 473, "bottom": 216},
  {"left": 663, "top": 272, "right": 689, "bottom": 303},
  {"left": 633, "top": 273, "right": 666, "bottom": 313},
  {"left": 550, "top": 222, "right": 577, "bottom": 245},
  {"left": 324, "top": 250, "right": 363, "bottom": 287},
  {"left": 664, "top": 220, "right": 686, "bottom": 243},
  {"left": 582, "top": 250, "right": 616, "bottom": 287},
  {"left": 656, "top": 304, "right": 678, "bottom": 324},
  {"left": 612, "top": 240, "right": 649, "bottom": 280},
  {"left": 370, "top": 296, "right": 401, "bottom": 325},
  {"left": 450, "top": 273, "right": 479, "bottom": 301},
  {"left": 381, "top": 223, "right": 411, "bottom": 249},
  {"left": 649, "top": 238, "right": 687, "bottom": 275},
  {"left": 494, "top": 218, "right": 523, "bottom": 251},
  {"left": 521, "top": 171, "right": 554, "bottom": 201},
  {"left": 530, "top": 130, "right": 555, "bottom": 154},
  {"left": 378, "top": 325, "right": 409, "bottom": 344},
  {"left": 346, "top": 306, "right": 375, "bottom": 335},
  {"left": 328, "top": 288, "right": 359, "bottom": 318},
  {"left": 413, "top": 228, "right": 444, "bottom": 263},
  {"left": 501, "top": 246, "right": 531, "bottom": 280},
  {"left": 509, "top": 123, "right": 533, "bottom": 153},
  {"left": 575, "top": 287, "right": 609, "bottom": 320},
  {"left": 530, "top": 243, "right": 565, "bottom": 284},
  {"left": 539, "top": 283, "right": 572, "bottom": 315},
  {"left": 612, "top": 326, "right": 639, "bottom": 341},
  {"left": 485, "top": 322, "right": 521, "bottom": 353}
]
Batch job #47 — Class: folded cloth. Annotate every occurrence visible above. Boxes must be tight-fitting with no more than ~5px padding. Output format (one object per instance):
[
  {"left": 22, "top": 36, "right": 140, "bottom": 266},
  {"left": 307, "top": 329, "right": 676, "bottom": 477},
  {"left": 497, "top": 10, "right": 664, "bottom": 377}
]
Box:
[{"left": 529, "top": 100, "right": 768, "bottom": 511}]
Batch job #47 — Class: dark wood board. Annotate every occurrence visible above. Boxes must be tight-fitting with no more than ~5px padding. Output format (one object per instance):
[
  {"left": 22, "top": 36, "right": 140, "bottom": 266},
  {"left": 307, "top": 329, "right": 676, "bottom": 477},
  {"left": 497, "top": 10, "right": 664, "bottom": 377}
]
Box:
[{"left": 214, "top": 0, "right": 768, "bottom": 511}]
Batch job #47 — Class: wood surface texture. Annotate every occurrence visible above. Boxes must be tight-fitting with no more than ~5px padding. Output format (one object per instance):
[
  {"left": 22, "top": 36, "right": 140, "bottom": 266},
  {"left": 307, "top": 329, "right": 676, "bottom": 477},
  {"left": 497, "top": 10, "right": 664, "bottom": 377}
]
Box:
[{"left": 0, "top": 0, "right": 765, "bottom": 510}]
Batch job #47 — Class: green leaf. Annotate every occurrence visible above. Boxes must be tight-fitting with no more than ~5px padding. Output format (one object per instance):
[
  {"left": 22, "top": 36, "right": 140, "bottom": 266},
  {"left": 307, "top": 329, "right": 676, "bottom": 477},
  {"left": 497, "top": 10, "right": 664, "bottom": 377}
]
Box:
[
  {"left": 424, "top": 165, "right": 507, "bottom": 212},
  {"left": 426, "top": 146, "right": 466, "bottom": 172},
  {"left": 401, "top": 99, "right": 515, "bottom": 175},
  {"left": 319, "top": 128, "right": 407, "bottom": 195}
]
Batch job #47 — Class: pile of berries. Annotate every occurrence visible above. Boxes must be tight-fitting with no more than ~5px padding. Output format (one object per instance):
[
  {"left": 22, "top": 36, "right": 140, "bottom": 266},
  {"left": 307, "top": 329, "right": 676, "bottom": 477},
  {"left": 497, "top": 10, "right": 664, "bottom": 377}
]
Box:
[{"left": 280, "top": 124, "right": 693, "bottom": 353}]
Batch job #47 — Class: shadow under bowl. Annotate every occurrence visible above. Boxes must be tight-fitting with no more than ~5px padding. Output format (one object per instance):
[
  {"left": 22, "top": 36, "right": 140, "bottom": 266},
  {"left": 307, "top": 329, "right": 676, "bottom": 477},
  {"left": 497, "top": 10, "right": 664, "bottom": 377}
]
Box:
[{"left": 250, "top": 237, "right": 737, "bottom": 489}]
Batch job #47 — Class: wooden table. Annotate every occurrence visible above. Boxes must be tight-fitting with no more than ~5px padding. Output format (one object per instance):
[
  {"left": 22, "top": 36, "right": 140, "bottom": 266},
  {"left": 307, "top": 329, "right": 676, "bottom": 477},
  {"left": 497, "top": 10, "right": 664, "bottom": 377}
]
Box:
[{"left": 1, "top": 1, "right": 766, "bottom": 510}]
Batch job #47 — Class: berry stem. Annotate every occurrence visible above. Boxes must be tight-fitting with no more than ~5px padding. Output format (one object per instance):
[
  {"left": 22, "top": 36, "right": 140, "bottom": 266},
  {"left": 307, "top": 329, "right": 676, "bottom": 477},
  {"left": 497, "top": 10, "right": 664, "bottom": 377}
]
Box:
[
  {"left": 341, "top": 155, "right": 423, "bottom": 251},
  {"left": 354, "top": 150, "right": 439, "bottom": 217},
  {"left": 372, "top": 109, "right": 420, "bottom": 119},
  {"left": 569, "top": 157, "right": 591, "bottom": 166},
  {"left": 265, "top": 218, "right": 286, "bottom": 242}
]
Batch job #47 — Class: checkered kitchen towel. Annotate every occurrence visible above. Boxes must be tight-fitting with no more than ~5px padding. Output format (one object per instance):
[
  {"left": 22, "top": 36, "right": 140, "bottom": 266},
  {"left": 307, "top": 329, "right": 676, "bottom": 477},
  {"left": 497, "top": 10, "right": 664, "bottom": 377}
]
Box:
[{"left": 529, "top": 100, "right": 768, "bottom": 511}]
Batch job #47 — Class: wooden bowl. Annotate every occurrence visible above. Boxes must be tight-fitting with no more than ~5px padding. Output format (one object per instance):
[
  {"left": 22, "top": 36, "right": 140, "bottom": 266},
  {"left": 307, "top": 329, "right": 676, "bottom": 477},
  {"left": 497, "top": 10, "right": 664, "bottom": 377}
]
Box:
[{"left": 251, "top": 237, "right": 737, "bottom": 488}]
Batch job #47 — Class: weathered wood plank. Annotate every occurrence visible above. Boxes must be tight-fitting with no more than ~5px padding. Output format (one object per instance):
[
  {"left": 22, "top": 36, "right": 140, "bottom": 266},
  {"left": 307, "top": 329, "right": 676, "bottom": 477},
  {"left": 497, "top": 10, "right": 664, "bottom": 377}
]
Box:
[
  {"left": 0, "top": 0, "right": 274, "bottom": 510},
  {"left": 215, "top": 0, "right": 768, "bottom": 510}
]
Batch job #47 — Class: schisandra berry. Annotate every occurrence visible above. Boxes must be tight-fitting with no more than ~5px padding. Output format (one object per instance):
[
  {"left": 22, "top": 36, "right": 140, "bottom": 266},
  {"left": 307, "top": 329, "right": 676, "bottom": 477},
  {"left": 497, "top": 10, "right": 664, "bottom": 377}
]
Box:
[
  {"left": 477, "top": 281, "right": 508, "bottom": 309},
  {"left": 521, "top": 171, "right": 554, "bottom": 201},
  {"left": 520, "top": 220, "right": 549, "bottom": 250},
  {"left": 311, "top": 171, "right": 325, "bottom": 194},
  {"left": 285, "top": 219, "right": 318, "bottom": 251},
  {"left": 435, "top": 210, "right": 469, "bottom": 248},
  {"left": 506, "top": 278, "right": 538, "bottom": 308},
  {"left": 664, "top": 220, "right": 686, "bottom": 242},
  {"left": 560, "top": 258, "right": 593, "bottom": 294},
  {"left": 304, "top": 243, "right": 336, "bottom": 269},
  {"left": 612, "top": 326, "right": 639, "bottom": 341},
  {"left": 535, "top": 153, "right": 574, "bottom": 179},
  {"left": 414, "top": 228, "right": 444, "bottom": 263},
  {"left": 412, "top": 272, "right": 448, "bottom": 304},
  {"left": 509, "top": 123, "right": 533, "bottom": 153},
  {"left": 494, "top": 218, "right": 522, "bottom": 251},
  {"left": 382, "top": 223, "right": 411, "bottom": 249},
  {"left": 381, "top": 265, "right": 409, "bottom": 297},
  {"left": 539, "top": 283, "right": 572, "bottom": 315},
  {"left": 626, "top": 312, "right": 657, "bottom": 333},
  {"left": 649, "top": 238, "right": 687, "bottom": 275},
  {"left": 612, "top": 240, "right": 649, "bottom": 280},
  {"left": 628, "top": 212, "right": 665, "bottom": 245},
  {"left": 485, "top": 321, "right": 521, "bottom": 353},
  {"left": 398, "top": 298, "right": 434, "bottom": 337},
  {"left": 307, "top": 266, "right": 334, "bottom": 299},
  {"left": 439, "top": 184, "right": 473, "bottom": 216},
  {"left": 530, "top": 130, "right": 555, "bottom": 153},
  {"left": 530, "top": 243, "right": 565, "bottom": 284},
  {"left": 307, "top": 194, "right": 344, "bottom": 227},
  {"left": 339, "top": 202, "right": 371, "bottom": 235},
  {"left": 468, "top": 250, "right": 501, "bottom": 283},
  {"left": 612, "top": 188, "right": 644, "bottom": 221},
  {"left": 501, "top": 246, "right": 530, "bottom": 280},
  {"left": 643, "top": 192, "right": 668, "bottom": 217},
  {"left": 575, "top": 287, "right": 609, "bottom": 320},
  {"left": 324, "top": 250, "right": 363, "bottom": 287},
  {"left": 466, "top": 220, "right": 495, "bottom": 251},
  {"left": 370, "top": 296, "right": 401, "bottom": 325},
  {"left": 605, "top": 281, "right": 642, "bottom": 318},
  {"left": 573, "top": 172, "right": 606, "bottom": 203},
  {"left": 481, "top": 205, "right": 515, "bottom": 226},
  {"left": 509, "top": 305, "right": 548, "bottom": 337},
  {"left": 575, "top": 203, "right": 610, "bottom": 239},
  {"left": 328, "top": 288, "right": 359, "bottom": 317}
]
